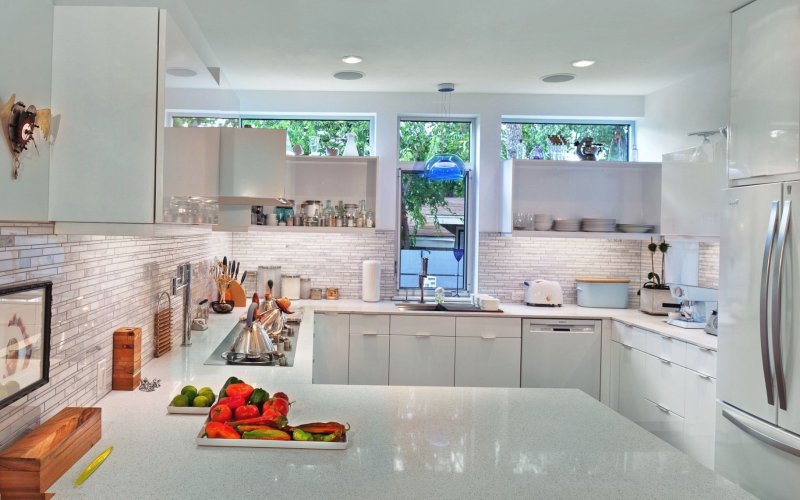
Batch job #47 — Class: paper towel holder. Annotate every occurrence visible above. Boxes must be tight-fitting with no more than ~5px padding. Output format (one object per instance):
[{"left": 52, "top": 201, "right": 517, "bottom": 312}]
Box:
[{"left": 362, "top": 260, "right": 381, "bottom": 302}]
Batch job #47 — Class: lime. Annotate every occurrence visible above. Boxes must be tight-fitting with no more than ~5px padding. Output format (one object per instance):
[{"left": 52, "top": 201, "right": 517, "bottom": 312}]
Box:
[
  {"left": 171, "top": 394, "right": 189, "bottom": 407},
  {"left": 192, "top": 395, "right": 210, "bottom": 407},
  {"left": 181, "top": 385, "right": 198, "bottom": 395}
]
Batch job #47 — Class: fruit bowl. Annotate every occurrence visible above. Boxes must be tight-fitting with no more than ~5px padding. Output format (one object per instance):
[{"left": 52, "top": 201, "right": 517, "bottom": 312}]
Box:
[
  {"left": 211, "top": 301, "right": 234, "bottom": 314},
  {"left": 168, "top": 405, "right": 210, "bottom": 415}
]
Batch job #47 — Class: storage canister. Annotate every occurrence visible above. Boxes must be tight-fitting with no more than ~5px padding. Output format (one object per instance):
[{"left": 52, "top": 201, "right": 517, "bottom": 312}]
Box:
[
  {"left": 257, "top": 265, "right": 281, "bottom": 297},
  {"left": 326, "top": 287, "right": 339, "bottom": 300},
  {"left": 309, "top": 287, "right": 323, "bottom": 300},
  {"left": 300, "top": 277, "right": 312, "bottom": 299},
  {"left": 281, "top": 274, "right": 301, "bottom": 300},
  {"left": 575, "top": 278, "right": 630, "bottom": 308}
]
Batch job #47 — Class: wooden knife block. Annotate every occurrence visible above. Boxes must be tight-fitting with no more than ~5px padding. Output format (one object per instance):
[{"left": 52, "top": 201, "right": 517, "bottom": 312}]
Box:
[
  {"left": 112, "top": 327, "right": 141, "bottom": 390},
  {"left": 227, "top": 281, "right": 246, "bottom": 307},
  {"left": 0, "top": 407, "right": 102, "bottom": 499}
]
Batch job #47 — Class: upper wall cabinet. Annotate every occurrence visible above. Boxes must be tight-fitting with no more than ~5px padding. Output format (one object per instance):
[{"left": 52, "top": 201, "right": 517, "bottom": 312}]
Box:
[
  {"left": 218, "top": 128, "right": 287, "bottom": 203},
  {"left": 729, "top": 0, "right": 800, "bottom": 182}
]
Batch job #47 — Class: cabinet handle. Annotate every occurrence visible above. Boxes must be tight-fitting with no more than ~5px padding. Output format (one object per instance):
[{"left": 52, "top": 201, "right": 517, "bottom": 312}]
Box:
[
  {"left": 697, "top": 372, "right": 712, "bottom": 380},
  {"left": 622, "top": 343, "right": 633, "bottom": 350},
  {"left": 660, "top": 358, "right": 672, "bottom": 365},
  {"left": 480, "top": 334, "right": 496, "bottom": 340},
  {"left": 361, "top": 332, "right": 379, "bottom": 336},
  {"left": 415, "top": 333, "right": 431, "bottom": 338},
  {"left": 699, "top": 346, "right": 713, "bottom": 352},
  {"left": 656, "top": 403, "right": 671, "bottom": 414},
  {"left": 661, "top": 335, "right": 672, "bottom": 341}
]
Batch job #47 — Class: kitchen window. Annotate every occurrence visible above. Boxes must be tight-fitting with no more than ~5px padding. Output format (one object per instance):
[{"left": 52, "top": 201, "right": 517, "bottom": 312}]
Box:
[
  {"left": 171, "top": 116, "right": 238, "bottom": 128},
  {"left": 396, "top": 119, "right": 474, "bottom": 296},
  {"left": 501, "top": 121, "right": 633, "bottom": 161},
  {"left": 241, "top": 118, "right": 372, "bottom": 157}
]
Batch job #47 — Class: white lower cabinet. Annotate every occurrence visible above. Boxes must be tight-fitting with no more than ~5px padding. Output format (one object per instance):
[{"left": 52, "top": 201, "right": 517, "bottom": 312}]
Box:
[
  {"left": 348, "top": 333, "right": 390, "bottom": 385},
  {"left": 645, "top": 354, "right": 687, "bottom": 417},
  {"left": 641, "top": 399, "right": 686, "bottom": 451},
  {"left": 312, "top": 313, "right": 349, "bottom": 384},
  {"left": 684, "top": 370, "right": 717, "bottom": 469},
  {"left": 389, "top": 335, "right": 455, "bottom": 387},
  {"left": 455, "top": 337, "right": 520, "bottom": 388},
  {"left": 617, "top": 343, "right": 649, "bottom": 424}
]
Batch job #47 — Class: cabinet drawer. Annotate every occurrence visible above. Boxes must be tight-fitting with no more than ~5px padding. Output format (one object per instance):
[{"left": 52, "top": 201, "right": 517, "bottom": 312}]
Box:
[
  {"left": 349, "top": 314, "right": 390, "bottom": 335},
  {"left": 391, "top": 315, "right": 455, "bottom": 336},
  {"left": 612, "top": 321, "right": 647, "bottom": 351},
  {"left": 645, "top": 331, "right": 687, "bottom": 365},
  {"left": 389, "top": 335, "right": 455, "bottom": 386},
  {"left": 455, "top": 317, "right": 521, "bottom": 338},
  {"left": 684, "top": 369, "right": 717, "bottom": 469},
  {"left": 348, "top": 333, "right": 390, "bottom": 385},
  {"left": 646, "top": 353, "right": 687, "bottom": 416},
  {"left": 455, "top": 337, "right": 520, "bottom": 388},
  {"left": 685, "top": 343, "right": 717, "bottom": 378},
  {"left": 641, "top": 399, "right": 685, "bottom": 451}
]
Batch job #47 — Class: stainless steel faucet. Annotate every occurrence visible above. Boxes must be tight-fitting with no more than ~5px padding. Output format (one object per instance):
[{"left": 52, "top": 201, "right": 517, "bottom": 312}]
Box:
[
  {"left": 418, "top": 251, "right": 430, "bottom": 304},
  {"left": 172, "top": 263, "right": 192, "bottom": 346}
]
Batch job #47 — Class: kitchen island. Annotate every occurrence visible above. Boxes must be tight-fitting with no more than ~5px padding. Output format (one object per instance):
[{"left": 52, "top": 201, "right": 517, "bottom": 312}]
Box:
[{"left": 49, "top": 303, "right": 746, "bottom": 499}]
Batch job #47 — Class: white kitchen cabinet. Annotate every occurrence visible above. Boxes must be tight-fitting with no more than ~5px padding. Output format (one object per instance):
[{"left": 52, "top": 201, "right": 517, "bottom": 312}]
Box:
[
  {"left": 729, "top": 0, "right": 800, "bottom": 181},
  {"left": 50, "top": 6, "right": 163, "bottom": 223},
  {"left": 455, "top": 317, "right": 521, "bottom": 338},
  {"left": 641, "top": 399, "right": 685, "bottom": 451},
  {"left": 685, "top": 369, "right": 717, "bottom": 469},
  {"left": 455, "top": 337, "right": 520, "bottom": 388},
  {"left": 645, "top": 331, "right": 687, "bottom": 366},
  {"left": 312, "top": 313, "right": 349, "bottom": 384},
  {"left": 389, "top": 335, "right": 455, "bottom": 387},
  {"left": 390, "top": 315, "right": 455, "bottom": 336},
  {"left": 685, "top": 343, "right": 717, "bottom": 379},
  {"left": 348, "top": 333, "right": 390, "bottom": 385},
  {"left": 218, "top": 128, "right": 287, "bottom": 202},
  {"left": 608, "top": 341, "right": 621, "bottom": 411},
  {"left": 162, "top": 127, "right": 220, "bottom": 222},
  {"left": 617, "top": 342, "right": 648, "bottom": 424},
  {"left": 646, "top": 353, "right": 687, "bottom": 417},
  {"left": 612, "top": 321, "right": 647, "bottom": 351}
]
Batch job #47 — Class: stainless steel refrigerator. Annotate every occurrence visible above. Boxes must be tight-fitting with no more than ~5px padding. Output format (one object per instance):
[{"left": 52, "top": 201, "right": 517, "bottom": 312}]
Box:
[{"left": 716, "top": 181, "right": 800, "bottom": 499}]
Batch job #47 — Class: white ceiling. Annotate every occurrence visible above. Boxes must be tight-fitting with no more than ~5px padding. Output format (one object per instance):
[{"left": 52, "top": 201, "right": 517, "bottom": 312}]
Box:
[{"left": 183, "top": 0, "right": 746, "bottom": 95}]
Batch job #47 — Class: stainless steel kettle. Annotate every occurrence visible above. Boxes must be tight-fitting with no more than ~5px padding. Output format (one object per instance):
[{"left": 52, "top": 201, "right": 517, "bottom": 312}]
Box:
[{"left": 230, "top": 303, "right": 274, "bottom": 359}]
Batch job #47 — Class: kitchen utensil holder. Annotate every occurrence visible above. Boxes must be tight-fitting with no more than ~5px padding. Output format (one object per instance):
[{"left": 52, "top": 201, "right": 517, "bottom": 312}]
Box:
[{"left": 154, "top": 291, "right": 172, "bottom": 357}]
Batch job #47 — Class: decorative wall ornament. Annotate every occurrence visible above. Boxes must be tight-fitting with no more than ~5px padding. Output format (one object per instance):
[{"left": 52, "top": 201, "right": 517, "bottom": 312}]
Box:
[{"left": 0, "top": 94, "right": 52, "bottom": 180}]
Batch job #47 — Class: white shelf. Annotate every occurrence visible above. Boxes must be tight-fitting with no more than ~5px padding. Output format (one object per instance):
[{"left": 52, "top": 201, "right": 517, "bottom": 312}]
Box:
[
  {"left": 214, "top": 225, "right": 375, "bottom": 234},
  {"left": 54, "top": 222, "right": 212, "bottom": 237},
  {"left": 510, "top": 159, "right": 661, "bottom": 170},
  {"left": 510, "top": 230, "right": 659, "bottom": 240}
]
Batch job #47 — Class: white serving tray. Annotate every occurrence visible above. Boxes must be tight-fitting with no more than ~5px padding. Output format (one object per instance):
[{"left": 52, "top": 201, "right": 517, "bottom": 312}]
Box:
[
  {"left": 167, "top": 405, "right": 211, "bottom": 415},
  {"left": 196, "top": 427, "right": 348, "bottom": 450}
]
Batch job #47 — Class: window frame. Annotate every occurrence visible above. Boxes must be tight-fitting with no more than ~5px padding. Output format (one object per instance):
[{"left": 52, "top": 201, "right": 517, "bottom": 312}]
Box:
[
  {"left": 395, "top": 115, "right": 477, "bottom": 297},
  {"left": 240, "top": 113, "right": 376, "bottom": 154},
  {"left": 500, "top": 118, "right": 636, "bottom": 161}
]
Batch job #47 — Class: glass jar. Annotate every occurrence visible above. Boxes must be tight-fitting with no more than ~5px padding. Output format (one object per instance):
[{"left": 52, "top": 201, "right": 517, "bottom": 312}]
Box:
[
  {"left": 322, "top": 200, "right": 334, "bottom": 227},
  {"left": 300, "top": 277, "right": 312, "bottom": 299},
  {"left": 344, "top": 203, "right": 358, "bottom": 227},
  {"left": 304, "top": 200, "right": 321, "bottom": 217},
  {"left": 326, "top": 287, "right": 339, "bottom": 300},
  {"left": 366, "top": 210, "right": 375, "bottom": 228},
  {"left": 309, "top": 287, "right": 323, "bottom": 300}
]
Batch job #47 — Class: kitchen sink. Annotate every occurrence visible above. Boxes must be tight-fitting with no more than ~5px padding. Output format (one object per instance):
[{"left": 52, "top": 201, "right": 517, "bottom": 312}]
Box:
[{"left": 394, "top": 303, "right": 502, "bottom": 313}]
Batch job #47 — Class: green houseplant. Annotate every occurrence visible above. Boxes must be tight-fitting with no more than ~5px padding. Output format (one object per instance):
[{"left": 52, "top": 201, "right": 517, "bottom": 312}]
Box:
[{"left": 639, "top": 237, "right": 674, "bottom": 315}]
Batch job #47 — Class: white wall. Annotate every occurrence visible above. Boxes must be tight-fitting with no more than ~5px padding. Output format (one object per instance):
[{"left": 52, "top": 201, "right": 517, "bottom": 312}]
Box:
[
  {"left": 637, "top": 63, "right": 730, "bottom": 162},
  {"left": 167, "top": 88, "right": 645, "bottom": 232},
  {"left": 0, "top": 0, "right": 54, "bottom": 221}
]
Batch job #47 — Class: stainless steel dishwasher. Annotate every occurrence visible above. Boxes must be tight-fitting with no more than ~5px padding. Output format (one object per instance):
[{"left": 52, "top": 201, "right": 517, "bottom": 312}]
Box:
[{"left": 521, "top": 318, "right": 601, "bottom": 399}]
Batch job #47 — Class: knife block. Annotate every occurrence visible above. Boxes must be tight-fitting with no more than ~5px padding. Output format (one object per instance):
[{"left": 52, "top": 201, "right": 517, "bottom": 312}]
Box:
[
  {"left": 112, "top": 327, "right": 141, "bottom": 390},
  {"left": 0, "top": 407, "right": 101, "bottom": 499},
  {"left": 227, "top": 281, "right": 247, "bottom": 307}
]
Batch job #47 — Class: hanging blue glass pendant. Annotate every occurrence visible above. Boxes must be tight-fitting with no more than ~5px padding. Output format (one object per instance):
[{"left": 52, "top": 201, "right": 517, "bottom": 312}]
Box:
[{"left": 424, "top": 154, "right": 465, "bottom": 181}]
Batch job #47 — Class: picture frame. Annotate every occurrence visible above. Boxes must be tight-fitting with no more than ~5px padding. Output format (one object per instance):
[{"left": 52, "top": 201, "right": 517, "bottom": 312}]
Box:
[{"left": 0, "top": 281, "right": 52, "bottom": 410}]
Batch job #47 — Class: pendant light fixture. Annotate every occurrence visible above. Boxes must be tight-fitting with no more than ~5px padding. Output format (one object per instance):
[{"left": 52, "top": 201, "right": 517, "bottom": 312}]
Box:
[{"left": 424, "top": 83, "right": 465, "bottom": 182}]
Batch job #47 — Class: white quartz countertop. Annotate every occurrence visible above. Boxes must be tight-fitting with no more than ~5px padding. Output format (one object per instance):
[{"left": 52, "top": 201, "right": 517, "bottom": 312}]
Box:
[
  {"left": 310, "top": 300, "right": 718, "bottom": 350},
  {"left": 46, "top": 302, "right": 748, "bottom": 499}
]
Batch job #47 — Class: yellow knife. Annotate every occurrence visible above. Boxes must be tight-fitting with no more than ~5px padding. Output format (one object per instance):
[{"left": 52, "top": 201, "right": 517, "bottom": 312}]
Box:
[{"left": 74, "top": 446, "right": 113, "bottom": 487}]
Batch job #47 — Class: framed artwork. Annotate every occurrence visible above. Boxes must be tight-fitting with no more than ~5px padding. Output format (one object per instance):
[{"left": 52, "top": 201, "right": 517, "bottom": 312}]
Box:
[{"left": 0, "top": 282, "right": 52, "bottom": 410}]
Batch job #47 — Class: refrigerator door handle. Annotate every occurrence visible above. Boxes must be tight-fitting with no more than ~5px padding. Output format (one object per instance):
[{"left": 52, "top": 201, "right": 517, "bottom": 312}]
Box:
[
  {"left": 772, "top": 200, "right": 791, "bottom": 410},
  {"left": 722, "top": 406, "right": 800, "bottom": 458},
  {"left": 760, "top": 200, "right": 779, "bottom": 406}
]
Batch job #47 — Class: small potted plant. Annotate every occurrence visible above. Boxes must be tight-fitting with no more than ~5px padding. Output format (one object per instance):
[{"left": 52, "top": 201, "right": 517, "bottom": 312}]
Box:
[{"left": 639, "top": 237, "right": 674, "bottom": 315}]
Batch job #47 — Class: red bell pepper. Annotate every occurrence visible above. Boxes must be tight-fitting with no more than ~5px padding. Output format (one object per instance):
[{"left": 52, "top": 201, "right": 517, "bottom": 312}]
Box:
[
  {"left": 224, "top": 383, "right": 254, "bottom": 400},
  {"left": 205, "top": 421, "right": 240, "bottom": 439},
  {"left": 216, "top": 395, "right": 246, "bottom": 410},
  {"left": 226, "top": 407, "right": 286, "bottom": 428},
  {"left": 269, "top": 397, "right": 290, "bottom": 417},
  {"left": 234, "top": 404, "right": 260, "bottom": 420}
]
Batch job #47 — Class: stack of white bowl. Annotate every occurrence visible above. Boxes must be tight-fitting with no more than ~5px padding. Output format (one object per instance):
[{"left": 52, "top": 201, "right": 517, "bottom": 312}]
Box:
[
  {"left": 581, "top": 218, "right": 617, "bottom": 232},
  {"left": 534, "top": 214, "right": 553, "bottom": 231},
  {"left": 553, "top": 218, "right": 581, "bottom": 231}
]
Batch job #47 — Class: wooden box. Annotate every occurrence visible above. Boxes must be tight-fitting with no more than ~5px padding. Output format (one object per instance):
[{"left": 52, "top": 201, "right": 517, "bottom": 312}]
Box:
[
  {"left": 0, "top": 407, "right": 102, "bottom": 499},
  {"left": 112, "top": 327, "right": 141, "bottom": 391}
]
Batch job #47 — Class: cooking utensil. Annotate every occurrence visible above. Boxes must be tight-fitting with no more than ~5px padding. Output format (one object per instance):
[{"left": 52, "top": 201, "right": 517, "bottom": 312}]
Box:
[
  {"left": 74, "top": 446, "right": 113, "bottom": 486},
  {"left": 240, "top": 270, "right": 247, "bottom": 284},
  {"left": 268, "top": 279, "right": 274, "bottom": 296},
  {"left": 234, "top": 262, "right": 240, "bottom": 280}
]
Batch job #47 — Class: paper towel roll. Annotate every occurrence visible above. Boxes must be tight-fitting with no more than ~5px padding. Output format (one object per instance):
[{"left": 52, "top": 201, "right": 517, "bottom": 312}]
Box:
[{"left": 362, "top": 260, "right": 381, "bottom": 302}]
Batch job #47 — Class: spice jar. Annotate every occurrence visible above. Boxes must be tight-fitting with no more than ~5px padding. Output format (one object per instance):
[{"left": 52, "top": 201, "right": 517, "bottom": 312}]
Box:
[
  {"left": 326, "top": 287, "right": 340, "bottom": 300},
  {"left": 310, "top": 287, "right": 323, "bottom": 300},
  {"left": 344, "top": 204, "right": 358, "bottom": 227}
]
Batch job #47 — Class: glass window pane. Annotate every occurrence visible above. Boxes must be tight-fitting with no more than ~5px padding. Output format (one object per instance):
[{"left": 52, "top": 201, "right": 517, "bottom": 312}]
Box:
[
  {"left": 501, "top": 122, "right": 631, "bottom": 161},
  {"left": 172, "top": 117, "right": 238, "bottom": 128},
  {"left": 242, "top": 119, "right": 371, "bottom": 156},
  {"left": 399, "top": 121, "right": 471, "bottom": 162}
]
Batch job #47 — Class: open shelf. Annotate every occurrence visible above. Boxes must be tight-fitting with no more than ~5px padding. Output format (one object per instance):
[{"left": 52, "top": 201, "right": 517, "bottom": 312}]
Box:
[
  {"left": 247, "top": 226, "right": 375, "bottom": 234},
  {"left": 510, "top": 230, "right": 659, "bottom": 240},
  {"left": 285, "top": 156, "right": 377, "bottom": 212}
]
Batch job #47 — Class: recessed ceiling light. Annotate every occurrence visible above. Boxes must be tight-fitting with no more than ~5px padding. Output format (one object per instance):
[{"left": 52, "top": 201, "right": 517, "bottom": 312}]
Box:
[
  {"left": 333, "top": 71, "right": 364, "bottom": 80},
  {"left": 166, "top": 67, "right": 197, "bottom": 77},
  {"left": 571, "top": 60, "right": 596, "bottom": 68},
  {"left": 341, "top": 55, "right": 363, "bottom": 64},
  {"left": 541, "top": 73, "right": 576, "bottom": 83}
]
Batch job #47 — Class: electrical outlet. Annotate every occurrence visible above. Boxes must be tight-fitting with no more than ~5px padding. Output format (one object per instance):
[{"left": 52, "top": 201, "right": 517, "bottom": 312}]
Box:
[{"left": 96, "top": 359, "right": 110, "bottom": 399}]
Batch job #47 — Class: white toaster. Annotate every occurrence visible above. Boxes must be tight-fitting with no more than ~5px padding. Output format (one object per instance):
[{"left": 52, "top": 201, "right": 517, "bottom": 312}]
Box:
[{"left": 524, "top": 280, "right": 563, "bottom": 306}]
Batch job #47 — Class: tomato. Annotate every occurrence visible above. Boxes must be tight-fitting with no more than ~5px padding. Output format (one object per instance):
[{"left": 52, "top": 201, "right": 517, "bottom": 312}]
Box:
[
  {"left": 216, "top": 396, "right": 246, "bottom": 410},
  {"left": 224, "top": 383, "right": 254, "bottom": 400},
  {"left": 210, "top": 404, "right": 232, "bottom": 423},
  {"left": 273, "top": 392, "right": 289, "bottom": 401},
  {"left": 270, "top": 397, "right": 290, "bottom": 417},
  {"left": 234, "top": 404, "right": 260, "bottom": 420}
]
